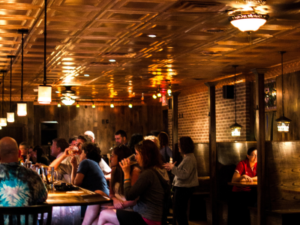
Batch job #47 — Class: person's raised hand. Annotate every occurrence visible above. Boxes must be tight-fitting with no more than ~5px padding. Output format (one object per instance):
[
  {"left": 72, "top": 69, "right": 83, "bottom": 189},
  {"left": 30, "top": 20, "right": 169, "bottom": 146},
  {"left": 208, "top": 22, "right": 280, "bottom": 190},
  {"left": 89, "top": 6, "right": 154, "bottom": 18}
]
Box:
[
  {"left": 119, "top": 158, "right": 131, "bottom": 175},
  {"left": 70, "top": 156, "right": 77, "bottom": 167},
  {"left": 163, "top": 162, "right": 176, "bottom": 171}
]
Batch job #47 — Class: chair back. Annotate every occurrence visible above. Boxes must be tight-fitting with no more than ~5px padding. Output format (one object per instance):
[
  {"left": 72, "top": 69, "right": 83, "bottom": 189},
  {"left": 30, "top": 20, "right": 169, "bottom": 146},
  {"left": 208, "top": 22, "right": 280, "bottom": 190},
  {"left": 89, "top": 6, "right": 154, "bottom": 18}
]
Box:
[{"left": 0, "top": 205, "right": 52, "bottom": 225}]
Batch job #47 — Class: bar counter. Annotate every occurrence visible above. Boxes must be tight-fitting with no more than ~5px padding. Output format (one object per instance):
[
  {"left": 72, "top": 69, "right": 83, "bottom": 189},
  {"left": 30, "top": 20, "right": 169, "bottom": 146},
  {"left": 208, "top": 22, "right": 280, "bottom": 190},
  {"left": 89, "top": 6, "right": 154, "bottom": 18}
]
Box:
[{"left": 45, "top": 185, "right": 112, "bottom": 225}]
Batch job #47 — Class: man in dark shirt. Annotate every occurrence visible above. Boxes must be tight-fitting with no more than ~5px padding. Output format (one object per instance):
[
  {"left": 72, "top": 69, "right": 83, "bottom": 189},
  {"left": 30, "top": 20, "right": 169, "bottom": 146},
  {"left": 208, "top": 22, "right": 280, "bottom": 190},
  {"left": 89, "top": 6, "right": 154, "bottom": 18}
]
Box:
[
  {"left": 115, "top": 130, "right": 128, "bottom": 146},
  {"left": 0, "top": 137, "right": 47, "bottom": 206}
]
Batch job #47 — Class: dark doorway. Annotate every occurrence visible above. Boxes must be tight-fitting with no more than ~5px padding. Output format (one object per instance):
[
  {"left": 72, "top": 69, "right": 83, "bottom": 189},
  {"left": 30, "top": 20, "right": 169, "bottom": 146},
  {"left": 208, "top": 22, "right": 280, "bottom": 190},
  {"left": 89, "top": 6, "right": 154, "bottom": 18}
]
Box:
[
  {"left": 41, "top": 122, "right": 58, "bottom": 146},
  {"left": 163, "top": 109, "right": 168, "bottom": 133}
]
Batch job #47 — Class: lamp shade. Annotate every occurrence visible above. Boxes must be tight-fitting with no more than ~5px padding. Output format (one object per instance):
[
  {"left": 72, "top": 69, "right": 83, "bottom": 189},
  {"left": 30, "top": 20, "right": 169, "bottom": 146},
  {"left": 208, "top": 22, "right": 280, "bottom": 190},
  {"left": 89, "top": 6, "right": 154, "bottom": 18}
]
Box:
[
  {"left": 0, "top": 118, "right": 7, "bottom": 127},
  {"left": 62, "top": 97, "right": 75, "bottom": 106},
  {"left": 110, "top": 103, "right": 114, "bottom": 108},
  {"left": 17, "top": 103, "right": 27, "bottom": 116},
  {"left": 7, "top": 112, "right": 14, "bottom": 123},
  {"left": 276, "top": 116, "right": 291, "bottom": 133},
  {"left": 38, "top": 85, "right": 52, "bottom": 104},
  {"left": 229, "top": 14, "right": 268, "bottom": 32},
  {"left": 128, "top": 103, "right": 133, "bottom": 108},
  {"left": 230, "top": 123, "right": 242, "bottom": 137}
]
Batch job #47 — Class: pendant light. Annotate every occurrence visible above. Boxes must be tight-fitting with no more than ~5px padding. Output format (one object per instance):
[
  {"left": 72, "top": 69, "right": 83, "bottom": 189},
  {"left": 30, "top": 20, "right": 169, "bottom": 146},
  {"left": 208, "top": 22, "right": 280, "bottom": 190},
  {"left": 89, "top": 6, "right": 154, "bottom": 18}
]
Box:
[
  {"left": 38, "top": 0, "right": 52, "bottom": 104},
  {"left": 230, "top": 65, "right": 242, "bottom": 137},
  {"left": 17, "top": 29, "right": 28, "bottom": 116},
  {"left": 0, "top": 70, "right": 7, "bottom": 127},
  {"left": 7, "top": 55, "right": 15, "bottom": 123},
  {"left": 110, "top": 99, "right": 114, "bottom": 108},
  {"left": 229, "top": 14, "right": 269, "bottom": 32},
  {"left": 276, "top": 51, "right": 291, "bottom": 132}
]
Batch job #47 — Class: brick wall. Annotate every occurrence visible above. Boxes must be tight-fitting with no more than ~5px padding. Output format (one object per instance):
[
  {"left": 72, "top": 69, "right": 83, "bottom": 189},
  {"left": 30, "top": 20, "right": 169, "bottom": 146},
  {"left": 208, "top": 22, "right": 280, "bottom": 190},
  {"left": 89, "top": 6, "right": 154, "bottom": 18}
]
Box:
[{"left": 169, "top": 82, "right": 252, "bottom": 145}]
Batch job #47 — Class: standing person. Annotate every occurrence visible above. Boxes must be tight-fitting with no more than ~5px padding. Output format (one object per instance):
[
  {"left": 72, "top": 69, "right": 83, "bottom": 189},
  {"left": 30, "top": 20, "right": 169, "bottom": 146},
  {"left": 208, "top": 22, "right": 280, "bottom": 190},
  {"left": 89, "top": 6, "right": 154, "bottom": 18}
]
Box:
[
  {"left": 158, "top": 132, "right": 172, "bottom": 163},
  {"left": 115, "top": 130, "right": 128, "bottom": 146},
  {"left": 0, "top": 137, "right": 47, "bottom": 208},
  {"left": 163, "top": 136, "right": 198, "bottom": 225},
  {"left": 99, "top": 140, "right": 169, "bottom": 225}
]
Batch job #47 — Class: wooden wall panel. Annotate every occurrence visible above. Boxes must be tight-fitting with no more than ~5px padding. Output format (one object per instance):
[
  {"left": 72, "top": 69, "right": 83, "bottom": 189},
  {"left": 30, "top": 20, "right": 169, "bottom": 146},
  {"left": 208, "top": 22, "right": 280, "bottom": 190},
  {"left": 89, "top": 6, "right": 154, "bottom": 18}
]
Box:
[{"left": 33, "top": 104, "right": 163, "bottom": 154}]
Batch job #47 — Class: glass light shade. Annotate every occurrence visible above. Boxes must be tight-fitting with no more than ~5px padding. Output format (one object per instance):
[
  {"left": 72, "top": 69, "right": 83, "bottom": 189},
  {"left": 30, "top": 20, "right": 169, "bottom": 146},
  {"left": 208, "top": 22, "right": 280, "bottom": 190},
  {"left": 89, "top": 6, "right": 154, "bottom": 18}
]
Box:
[
  {"left": 230, "top": 18, "right": 267, "bottom": 32},
  {"left": 7, "top": 112, "right": 14, "bottom": 123},
  {"left": 62, "top": 97, "right": 75, "bottom": 106},
  {"left": 57, "top": 103, "right": 61, "bottom": 107},
  {"left": 157, "top": 92, "right": 162, "bottom": 98},
  {"left": 76, "top": 103, "right": 80, "bottom": 108},
  {"left": 110, "top": 103, "right": 114, "bottom": 108},
  {"left": 167, "top": 89, "right": 172, "bottom": 94},
  {"left": 17, "top": 103, "right": 27, "bottom": 116},
  {"left": 92, "top": 104, "right": 96, "bottom": 108},
  {"left": 230, "top": 123, "right": 242, "bottom": 137},
  {"left": 0, "top": 118, "right": 7, "bottom": 127},
  {"left": 38, "top": 85, "right": 52, "bottom": 104},
  {"left": 128, "top": 103, "right": 133, "bottom": 108},
  {"left": 276, "top": 116, "right": 291, "bottom": 133},
  {"left": 152, "top": 94, "right": 157, "bottom": 99}
]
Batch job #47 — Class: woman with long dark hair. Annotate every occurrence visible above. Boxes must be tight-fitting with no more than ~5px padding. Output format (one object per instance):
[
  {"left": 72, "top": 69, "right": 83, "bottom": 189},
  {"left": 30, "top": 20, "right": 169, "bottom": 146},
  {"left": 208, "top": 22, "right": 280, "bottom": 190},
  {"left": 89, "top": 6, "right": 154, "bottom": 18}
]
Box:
[
  {"left": 163, "top": 136, "right": 198, "bottom": 225},
  {"left": 99, "top": 140, "right": 169, "bottom": 225}
]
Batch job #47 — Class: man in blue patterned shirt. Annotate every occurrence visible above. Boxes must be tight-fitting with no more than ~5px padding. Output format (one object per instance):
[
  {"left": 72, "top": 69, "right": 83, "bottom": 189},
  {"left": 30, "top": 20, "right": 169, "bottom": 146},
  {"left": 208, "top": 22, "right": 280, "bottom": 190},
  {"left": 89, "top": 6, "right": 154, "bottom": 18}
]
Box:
[{"left": 0, "top": 137, "right": 47, "bottom": 207}]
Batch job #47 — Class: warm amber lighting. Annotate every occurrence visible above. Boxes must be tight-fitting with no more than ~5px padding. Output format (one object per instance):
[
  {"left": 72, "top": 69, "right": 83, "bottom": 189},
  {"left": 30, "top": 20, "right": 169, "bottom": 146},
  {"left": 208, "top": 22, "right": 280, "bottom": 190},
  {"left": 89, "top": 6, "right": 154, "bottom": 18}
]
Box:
[
  {"left": 110, "top": 103, "right": 114, "bottom": 108},
  {"left": 157, "top": 92, "right": 162, "bottom": 98},
  {"left": 92, "top": 103, "right": 96, "bottom": 108},
  {"left": 7, "top": 112, "right": 14, "bottom": 123},
  {"left": 231, "top": 123, "right": 242, "bottom": 137},
  {"left": 153, "top": 94, "right": 157, "bottom": 99},
  {"left": 0, "top": 118, "right": 7, "bottom": 127},
  {"left": 57, "top": 103, "right": 61, "bottom": 107},
  {"left": 128, "top": 103, "right": 133, "bottom": 108},
  {"left": 276, "top": 116, "right": 291, "bottom": 133},
  {"left": 76, "top": 103, "right": 80, "bottom": 108},
  {"left": 38, "top": 85, "right": 52, "bottom": 104},
  {"left": 17, "top": 103, "right": 27, "bottom": 116},
  {"left": 62, "top": 97, "right": 75, "bottom": 106},
  {"left": 230, "top": 14, "right": 268, "bottom": 32}
]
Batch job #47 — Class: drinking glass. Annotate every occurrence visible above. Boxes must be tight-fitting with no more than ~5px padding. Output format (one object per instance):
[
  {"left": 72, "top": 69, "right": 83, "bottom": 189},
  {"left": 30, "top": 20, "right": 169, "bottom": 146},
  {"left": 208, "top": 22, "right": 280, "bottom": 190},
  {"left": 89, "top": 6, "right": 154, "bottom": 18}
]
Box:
[{"left": 127, "top": 154, "right": 137, "bottom": 165}]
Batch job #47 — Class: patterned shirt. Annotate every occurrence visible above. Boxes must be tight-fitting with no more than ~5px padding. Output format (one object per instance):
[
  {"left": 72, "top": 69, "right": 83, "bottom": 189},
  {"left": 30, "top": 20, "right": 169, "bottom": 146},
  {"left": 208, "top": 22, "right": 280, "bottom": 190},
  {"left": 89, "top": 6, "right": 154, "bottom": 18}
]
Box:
[{"left": 0, "top": 162, "right": 47, "bottom": 207}]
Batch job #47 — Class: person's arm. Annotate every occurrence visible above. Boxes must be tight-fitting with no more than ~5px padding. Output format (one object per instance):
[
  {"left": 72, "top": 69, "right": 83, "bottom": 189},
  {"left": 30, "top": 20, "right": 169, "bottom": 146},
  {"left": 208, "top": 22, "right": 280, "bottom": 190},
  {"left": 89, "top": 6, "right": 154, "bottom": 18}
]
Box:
[
  {"left": 231, "top": 161, "right": 255, "bottom": 182},
  {"left": 49, "top": 149, "right": 70, "bottom": 170},
  {"left": 34, "top": 173, "right": 48, "bottom": 204},
  {"left": 71, "top": 156, "right": 84, "bottom": 186},
  {"left": 165, "top": 156, "right": 194, "bottom": 179}
]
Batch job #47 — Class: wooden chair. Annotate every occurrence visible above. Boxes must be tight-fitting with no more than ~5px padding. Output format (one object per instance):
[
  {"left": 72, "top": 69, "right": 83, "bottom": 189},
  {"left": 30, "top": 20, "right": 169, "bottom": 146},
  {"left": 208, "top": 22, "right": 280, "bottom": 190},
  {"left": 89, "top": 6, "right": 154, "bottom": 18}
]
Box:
[{"left": 0, "top": 205, "right": 52, "bottom": 225}]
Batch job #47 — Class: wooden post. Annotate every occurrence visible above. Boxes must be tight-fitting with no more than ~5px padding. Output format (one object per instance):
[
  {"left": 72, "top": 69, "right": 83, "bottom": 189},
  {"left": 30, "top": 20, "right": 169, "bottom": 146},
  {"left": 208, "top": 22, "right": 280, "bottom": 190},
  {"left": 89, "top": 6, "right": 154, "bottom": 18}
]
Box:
[
  {"left": 205, "top": 82, "right": 217, "bottom": 225},
  {"left": 252, "top": 68, "right": 267, "bottom": 225},
  {"left": 172, "top": 92, "right": 179, "bottom": 151}
]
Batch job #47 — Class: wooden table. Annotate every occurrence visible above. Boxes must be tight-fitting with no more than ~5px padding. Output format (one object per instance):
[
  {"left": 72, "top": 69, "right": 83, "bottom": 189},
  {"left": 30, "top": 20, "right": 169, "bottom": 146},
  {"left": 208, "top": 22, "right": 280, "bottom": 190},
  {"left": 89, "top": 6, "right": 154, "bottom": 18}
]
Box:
[
  {"left": 228, "top": 181, "right": 258, "bottom": 187},
  {"left": 46, "top": 185, "right": 112, "bottom": 225}
]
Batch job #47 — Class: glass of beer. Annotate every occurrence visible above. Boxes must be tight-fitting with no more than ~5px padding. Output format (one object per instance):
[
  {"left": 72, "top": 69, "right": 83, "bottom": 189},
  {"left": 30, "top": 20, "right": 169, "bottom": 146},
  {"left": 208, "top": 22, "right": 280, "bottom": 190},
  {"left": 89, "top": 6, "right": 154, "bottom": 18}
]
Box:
[{"left": 127, "top": 154, "right": 137, "bottom": 165}]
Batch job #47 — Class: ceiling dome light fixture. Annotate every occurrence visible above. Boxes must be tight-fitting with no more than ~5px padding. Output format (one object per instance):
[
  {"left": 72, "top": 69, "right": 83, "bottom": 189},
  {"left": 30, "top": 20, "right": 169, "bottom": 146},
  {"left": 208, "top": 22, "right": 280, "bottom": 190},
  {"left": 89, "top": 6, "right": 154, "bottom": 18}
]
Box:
[
  {"left": 62, "top": 97, "right": 75, "bottom": 106},
  {"left": 229, "top": 14, "right": 269, "bottom": 32},
  {"left": 276, "top": 51, "right": 291, "bottom": 133},
  {"left": 7, "top": 55, "right": 15, "bottom": 123},
  {"left": 17, "top": 29, "right": 29, "bottom": 117},
  {"left": 38, "top": 0, "right": 52, "bottom": 104}
]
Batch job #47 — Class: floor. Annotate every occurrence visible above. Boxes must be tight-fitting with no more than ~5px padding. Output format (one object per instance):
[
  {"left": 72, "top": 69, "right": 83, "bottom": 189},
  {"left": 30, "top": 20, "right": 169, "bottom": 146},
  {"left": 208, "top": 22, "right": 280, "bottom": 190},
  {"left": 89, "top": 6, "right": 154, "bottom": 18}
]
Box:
[{"left": 189, "top": 221, "right": 208, "bottom": 225}]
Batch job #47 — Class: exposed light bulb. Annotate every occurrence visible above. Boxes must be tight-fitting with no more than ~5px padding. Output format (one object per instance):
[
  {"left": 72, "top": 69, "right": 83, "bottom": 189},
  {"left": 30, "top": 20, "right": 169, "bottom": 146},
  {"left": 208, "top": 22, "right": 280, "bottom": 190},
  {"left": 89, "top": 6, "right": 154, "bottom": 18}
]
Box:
[
  {"left": 57, "top": 103, "right": 61, "bottom": 107},
  {"left": 153, "top": 94, "right": 157, "bottom": 99},
  {"left": 128, "top": 103, "right": 133, "bottom": 108}
]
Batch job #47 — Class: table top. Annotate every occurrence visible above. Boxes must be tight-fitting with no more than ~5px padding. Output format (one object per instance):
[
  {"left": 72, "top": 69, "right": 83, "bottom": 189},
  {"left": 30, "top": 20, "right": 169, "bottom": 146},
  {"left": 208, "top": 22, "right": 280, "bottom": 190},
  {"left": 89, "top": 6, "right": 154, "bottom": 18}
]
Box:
[
  {"left": 228, "top": 181, "right": 258, "bottom": 187},
  {"left": 46, "top": 185, "right": 112, "bottom": 206}
]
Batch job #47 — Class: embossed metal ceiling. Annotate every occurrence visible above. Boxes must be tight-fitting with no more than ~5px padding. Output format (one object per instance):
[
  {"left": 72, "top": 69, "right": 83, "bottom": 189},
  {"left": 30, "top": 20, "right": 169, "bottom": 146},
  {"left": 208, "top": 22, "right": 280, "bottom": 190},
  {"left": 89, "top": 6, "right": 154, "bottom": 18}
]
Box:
[{"left": 1, "top": 0, "right": 300, "bottom": 101}]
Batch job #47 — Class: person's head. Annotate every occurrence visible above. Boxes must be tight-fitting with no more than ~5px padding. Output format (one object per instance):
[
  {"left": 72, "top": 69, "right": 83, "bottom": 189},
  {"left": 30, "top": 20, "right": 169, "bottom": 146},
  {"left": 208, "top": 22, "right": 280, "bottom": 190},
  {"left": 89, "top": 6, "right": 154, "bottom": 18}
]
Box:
[
  {"left": 69, "top": 137, "right": 77, "bottom": 147},
  {"left": 144, "top": 135, "right": 160, "bottom": 150},
  {"left": 80, "top": 142, "right": 101, "bottom": 164},
  {"left": 246, "top": 147, "right": 257, "bottom": 163},
  {"left": 158, "top": 132, "right": 169, "bottom": 148},
  {"left": 111, "top": 145, "right": 132, "bottom": 167},
  {"left": 128, "top": 133, "right": 143, "bottom": 154},
  {"left": 134, "top": 140, "right": 162, "bottom": 169},
  {"left": 77, "top": 135, "right": 92, "bottom": 151},
  {"left": 28, "top": 146, "right": 36, "bottom": 159},
  {"left": 33, "top": 146, "right": 45, "bottom": 160},
  {"left": 0, "top": 137, "right": 19, "bottom": 163},
  {"left": 19, "top": 142, "right": 29, "bottom": 156},
  {"left": 51, "top": 138, "right": 69, "bottom": 157},
  {"left": 84, "top": 131, "right": 95, "bottom": 143},
  {"left": 179, "top": 137, "right": 194, "bottom": 154},
  {"left": 115, "top": 130, "right": 127, "bottom": 146}
]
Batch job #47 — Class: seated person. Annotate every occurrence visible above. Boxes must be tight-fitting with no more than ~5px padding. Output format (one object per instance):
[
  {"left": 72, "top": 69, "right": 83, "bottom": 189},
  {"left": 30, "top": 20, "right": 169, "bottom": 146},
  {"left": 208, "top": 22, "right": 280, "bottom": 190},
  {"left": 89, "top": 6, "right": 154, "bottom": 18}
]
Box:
[
  {"left": 19, "top": 142, "right": 29, "bottom": 163},
  {"left": 99, "top": 140, "right": 169, "bottom": 225},
  {"left": 69, "top": 136, "right": 78, "bottom": 147},
  {"left": 128, "top": 133, "right": 143, "bottom": 154},
  {"left": 84, "top": 130, "right": 112, "bottom": 176},
  {"left": 0, "top": 137, "right": 47, "bottom": 206},
  {"left": 229, "top": 147, "right": 257, "bottom": 225},
  {"left": 28, "top": 145, "right": 50, "bottom": 166},
  {"left": 84, "top": 145, "right": 141, "bottom": 225}
]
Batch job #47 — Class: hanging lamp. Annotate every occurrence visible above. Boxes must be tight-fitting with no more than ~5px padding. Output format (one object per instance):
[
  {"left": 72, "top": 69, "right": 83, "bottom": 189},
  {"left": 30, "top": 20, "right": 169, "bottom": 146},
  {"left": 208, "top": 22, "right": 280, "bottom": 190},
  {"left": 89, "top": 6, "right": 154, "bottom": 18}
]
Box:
[
  {"left": 276, "top": 51, "right": 291, "bottom": 132},
  {"left": 38, "top": 0, "right": 52, "bottom": 104},
  {"left": 17, "top": 29, "right": 29, "bottom": 116},
  {"left": 157, "top": 87, "right": 162, "bottom": 98},
  {"left": 229, "top": 14, "right": 269, "bottom": 32},
  {"left": 7, "top": 55, "right": 15, "bottom": 123},
  {"left": 167, "top": 82, "right": 172, "bottom": 96},
  {"left": 0, "top": 70, "right": 7, "bottom": 127},
  {"left": 230, "top": 65, "right": 242, "bottom": 137},
  {"left": 110, "top": 99, "right": 114, "bottom": 108}
]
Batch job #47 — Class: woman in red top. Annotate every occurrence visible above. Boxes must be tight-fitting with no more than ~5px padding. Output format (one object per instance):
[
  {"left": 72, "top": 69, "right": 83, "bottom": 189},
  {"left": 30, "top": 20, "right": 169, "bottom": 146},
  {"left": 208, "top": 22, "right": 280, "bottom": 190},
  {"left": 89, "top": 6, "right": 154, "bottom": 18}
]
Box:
[{"left": 231, "top": 147, "right": 257, "bottom": 192}]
